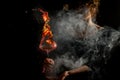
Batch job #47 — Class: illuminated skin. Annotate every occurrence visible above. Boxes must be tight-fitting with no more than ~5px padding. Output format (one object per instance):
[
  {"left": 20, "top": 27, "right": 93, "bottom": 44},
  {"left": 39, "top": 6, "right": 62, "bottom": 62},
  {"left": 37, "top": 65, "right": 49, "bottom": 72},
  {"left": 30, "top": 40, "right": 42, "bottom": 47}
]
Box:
[
  {"left": 42, "top": 58, "right": 54, "bottom": 73},
  {"left": 58, "top": 65, "right": 91, "bottom": 80},
  {"left": 43, "top": 58, "right": 91, "bottom": 80},
  {"left": 85, "top": 0, "right": 103, "bottom": 30},
  {"left": 43, "top": 58, "right": 58, "bottom": 80},
  {"left": 44, "top": 58, "right": 54, "bottom": 65}
]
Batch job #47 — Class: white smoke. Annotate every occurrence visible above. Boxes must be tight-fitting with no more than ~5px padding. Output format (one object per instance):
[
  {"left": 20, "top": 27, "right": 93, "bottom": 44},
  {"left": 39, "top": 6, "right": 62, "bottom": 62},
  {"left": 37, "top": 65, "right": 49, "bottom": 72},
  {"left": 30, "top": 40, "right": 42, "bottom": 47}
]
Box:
[
  {"left": 51, "top": 10, "right": 98, "bottom": 41},
  {"left": 49, "top": 10, "right": 120, "bottom": 76}
]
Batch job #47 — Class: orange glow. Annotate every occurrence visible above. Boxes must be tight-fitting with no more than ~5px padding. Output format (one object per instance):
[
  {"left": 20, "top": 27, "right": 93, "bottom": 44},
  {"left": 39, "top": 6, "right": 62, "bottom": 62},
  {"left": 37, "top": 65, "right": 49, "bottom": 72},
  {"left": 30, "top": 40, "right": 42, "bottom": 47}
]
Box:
[
  {"left": 84, "top": 0, "right": 103, "bottom": 29},
  {"left": 38, "top": 8, "right": 57, "bottom": 54},
  {"left": 38, "top": 8, "right": 50, "bottom": 22}
]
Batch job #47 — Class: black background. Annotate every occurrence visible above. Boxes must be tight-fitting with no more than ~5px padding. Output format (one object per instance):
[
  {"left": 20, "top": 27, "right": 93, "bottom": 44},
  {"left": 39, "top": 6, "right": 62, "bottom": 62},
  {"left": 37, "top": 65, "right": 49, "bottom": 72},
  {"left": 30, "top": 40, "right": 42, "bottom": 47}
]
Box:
[{"left": 5, "top": 0, "right": 120, "bottom": 80}]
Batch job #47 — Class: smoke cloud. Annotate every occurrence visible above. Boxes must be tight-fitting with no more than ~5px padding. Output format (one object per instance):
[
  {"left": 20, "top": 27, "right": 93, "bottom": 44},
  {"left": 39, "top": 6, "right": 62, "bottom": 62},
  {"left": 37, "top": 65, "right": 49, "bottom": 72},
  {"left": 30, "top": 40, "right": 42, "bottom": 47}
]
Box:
[{"left": 48, "top": 10, "right": 120, "bottom": 77}]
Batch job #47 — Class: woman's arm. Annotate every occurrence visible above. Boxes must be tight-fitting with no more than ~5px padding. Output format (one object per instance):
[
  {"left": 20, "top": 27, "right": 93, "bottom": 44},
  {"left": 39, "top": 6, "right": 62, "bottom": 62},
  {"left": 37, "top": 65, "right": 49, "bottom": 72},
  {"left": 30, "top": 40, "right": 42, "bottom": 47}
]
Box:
[{"left": 59, "top": 65, "right": 91, "bottom": 80}]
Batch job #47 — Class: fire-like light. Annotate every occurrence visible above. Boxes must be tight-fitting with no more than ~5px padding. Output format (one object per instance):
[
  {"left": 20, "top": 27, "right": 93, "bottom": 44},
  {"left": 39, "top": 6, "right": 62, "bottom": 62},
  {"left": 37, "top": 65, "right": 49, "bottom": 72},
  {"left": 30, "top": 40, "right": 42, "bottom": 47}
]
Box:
[
  {"left": 38, "top": 8, "right": 57, "bottom": 54},
  {"left": 84, "top": 0, "right": 103, "bottom": 29}
]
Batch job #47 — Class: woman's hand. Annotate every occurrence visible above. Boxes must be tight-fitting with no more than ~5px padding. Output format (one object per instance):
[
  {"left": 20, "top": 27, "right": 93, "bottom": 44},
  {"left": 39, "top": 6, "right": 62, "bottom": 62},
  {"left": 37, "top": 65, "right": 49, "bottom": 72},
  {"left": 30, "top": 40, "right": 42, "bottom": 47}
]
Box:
[
  {"left": 58, "top": 65, "right": 90, "bottom": 80},
  {"left": 58, "top": 71, "right": 69, "bottom": 80}
]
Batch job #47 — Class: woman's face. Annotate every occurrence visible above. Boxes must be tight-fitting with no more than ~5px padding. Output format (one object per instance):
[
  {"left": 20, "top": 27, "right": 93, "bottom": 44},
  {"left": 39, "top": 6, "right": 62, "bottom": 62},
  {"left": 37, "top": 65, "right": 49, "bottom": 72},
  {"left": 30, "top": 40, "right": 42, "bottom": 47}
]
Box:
[
  {"left": 44, "top": 58, "right": 55, "bottom": 65},
  {"left": 43, "top": 58, "right": 56, "bottom": 79}
]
